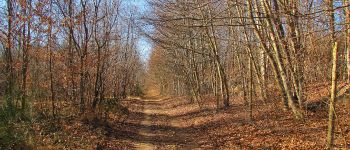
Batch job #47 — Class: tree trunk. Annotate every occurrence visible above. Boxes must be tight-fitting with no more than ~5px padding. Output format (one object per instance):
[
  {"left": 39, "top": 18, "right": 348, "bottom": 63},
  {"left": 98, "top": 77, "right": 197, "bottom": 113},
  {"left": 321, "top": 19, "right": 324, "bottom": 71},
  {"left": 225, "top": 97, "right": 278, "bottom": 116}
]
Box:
[
  {"left": 5, "top": 0, "right": 15, "bottom": 109},
  {"left": 48, "top": 0, "right": 55, "bottom": 118},
  {"left": 327, "top": 0, "right": 337, "bottom": 147},
  {"left": 345, "top": 0, "right": 350, "bottom": 83},
  {"left": 327, "top": 42, "right": 338, "bottom": 149},
  {"left": 249, "top": 57, "right": 253, "bottom": 121}
]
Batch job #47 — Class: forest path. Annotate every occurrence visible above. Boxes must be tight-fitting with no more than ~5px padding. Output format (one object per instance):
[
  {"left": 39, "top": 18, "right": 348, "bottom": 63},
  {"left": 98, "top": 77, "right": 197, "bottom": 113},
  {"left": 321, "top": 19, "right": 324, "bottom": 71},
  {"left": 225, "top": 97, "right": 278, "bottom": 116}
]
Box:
[
  {"left": 121, "top": 96, "right": 204, "bottom": 150},
  {"left": 133, "top": 99, "right": 157, "bottom": 150}
]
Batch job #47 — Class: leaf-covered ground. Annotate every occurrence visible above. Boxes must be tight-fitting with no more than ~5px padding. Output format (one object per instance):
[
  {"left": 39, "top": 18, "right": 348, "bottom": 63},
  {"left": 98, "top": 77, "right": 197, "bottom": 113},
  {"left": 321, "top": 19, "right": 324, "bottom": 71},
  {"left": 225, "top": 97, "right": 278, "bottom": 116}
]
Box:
[{"left": 24, "top": 84, "right": 350, "bottom": 149}]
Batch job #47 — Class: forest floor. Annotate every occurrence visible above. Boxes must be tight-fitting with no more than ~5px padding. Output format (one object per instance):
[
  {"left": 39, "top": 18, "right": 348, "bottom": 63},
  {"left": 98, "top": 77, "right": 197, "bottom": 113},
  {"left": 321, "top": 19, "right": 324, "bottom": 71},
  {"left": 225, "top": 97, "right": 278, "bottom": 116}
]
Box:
[{"left": 23, "top": 83, "right": 350, "bottom": 149}]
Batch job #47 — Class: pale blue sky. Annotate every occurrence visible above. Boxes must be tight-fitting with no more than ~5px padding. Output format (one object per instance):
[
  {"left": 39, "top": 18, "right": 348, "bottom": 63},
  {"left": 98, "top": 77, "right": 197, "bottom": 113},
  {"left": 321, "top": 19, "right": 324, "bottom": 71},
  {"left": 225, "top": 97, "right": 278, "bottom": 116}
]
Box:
[{"left": 124, "top": 0, "right": 153, "bottom": 63}]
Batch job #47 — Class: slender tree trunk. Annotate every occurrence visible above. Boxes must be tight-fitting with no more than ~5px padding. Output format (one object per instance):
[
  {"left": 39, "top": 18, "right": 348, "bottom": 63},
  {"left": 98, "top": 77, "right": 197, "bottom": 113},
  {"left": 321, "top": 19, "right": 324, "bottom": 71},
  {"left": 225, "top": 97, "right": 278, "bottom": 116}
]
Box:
[
  {"left": 20, "top": 0, "right": 31, "bottom": 110},
  {"left": 48, "top": 0, "right": 55, "bottom": 118},
  {"left": 79, "top": 0, "right": 89, "bottom": 113},
  {"left": 345, "top": 0, "right": 350, "bottom": 83},
  {"left": 80, "top": 56, "right": 85, "bottom": 113},
  {"left": 327, "top": 0, "right": 337, "bottom": 148},
  {"left": 287, "top": 0, "right": 305, "bottom": 109},
  {"left": 249, "top": 57, "right": 253, "bottom": 121},
  {"left": 248, "top": 0, "right": 288, "bottom": 109},
  {"left": 92, "top": 49, "right": 102, "bottom": 109},
  {"left": 21, "top": 18, "right": 28, "bottom": 110},
  {"left": 67, "top": 0, "right": 77, "bottom": 104},
  {"left": 327, "top": 42, "right": 338, "bottom": 149},
  {"left": 5, "top": 0, "right": 15, "bottom": 109}
]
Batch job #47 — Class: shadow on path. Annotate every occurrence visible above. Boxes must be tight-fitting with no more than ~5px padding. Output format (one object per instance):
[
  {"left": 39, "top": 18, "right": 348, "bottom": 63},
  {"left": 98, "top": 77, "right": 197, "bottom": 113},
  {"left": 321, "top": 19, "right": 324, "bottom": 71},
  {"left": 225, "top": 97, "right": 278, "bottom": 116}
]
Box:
[{"left": 103, "top": 96, "right": 248, "bottom": 149}]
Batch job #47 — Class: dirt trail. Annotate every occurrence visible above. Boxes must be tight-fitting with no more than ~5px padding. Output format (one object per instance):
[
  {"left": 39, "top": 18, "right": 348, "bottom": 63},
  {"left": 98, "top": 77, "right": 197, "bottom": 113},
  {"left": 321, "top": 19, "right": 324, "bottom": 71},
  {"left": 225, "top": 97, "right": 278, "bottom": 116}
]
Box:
[
  {"left": 134, "top": 99, "right": 156, "bottom": 150},
  {"left": 124, "top": 96, "right": 203, "bottom": 149},
  {"left": 109, "top": 93, "right": 346, "bottom": 149}
]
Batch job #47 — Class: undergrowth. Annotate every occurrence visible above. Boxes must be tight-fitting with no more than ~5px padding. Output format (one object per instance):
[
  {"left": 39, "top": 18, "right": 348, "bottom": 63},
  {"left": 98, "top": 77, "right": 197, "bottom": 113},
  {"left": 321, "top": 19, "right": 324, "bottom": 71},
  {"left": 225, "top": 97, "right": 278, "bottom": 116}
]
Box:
[{"left": 0, "top": 105, "right": 33, "bottom": 149}]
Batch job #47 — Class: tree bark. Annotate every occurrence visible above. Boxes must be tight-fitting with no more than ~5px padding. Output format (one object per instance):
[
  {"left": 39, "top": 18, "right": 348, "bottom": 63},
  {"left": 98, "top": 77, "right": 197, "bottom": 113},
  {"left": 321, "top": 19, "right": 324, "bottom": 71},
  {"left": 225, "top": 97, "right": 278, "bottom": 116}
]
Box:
[
  {"left": 48, "top": 0, "right": 55, "bottom": 118},
  {"left": 327, "top": 42, "right": 338, "bottom": 149},
  {"left": 5, "top": 0, "right": 15, "bottom": 109}
]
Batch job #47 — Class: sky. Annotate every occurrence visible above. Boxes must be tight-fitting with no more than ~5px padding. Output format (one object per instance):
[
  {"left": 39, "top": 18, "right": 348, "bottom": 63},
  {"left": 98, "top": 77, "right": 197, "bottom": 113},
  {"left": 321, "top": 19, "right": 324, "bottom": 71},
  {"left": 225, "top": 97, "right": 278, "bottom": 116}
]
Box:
[{"left": 123, "top": 0, "right": 153, "bottom": 63}]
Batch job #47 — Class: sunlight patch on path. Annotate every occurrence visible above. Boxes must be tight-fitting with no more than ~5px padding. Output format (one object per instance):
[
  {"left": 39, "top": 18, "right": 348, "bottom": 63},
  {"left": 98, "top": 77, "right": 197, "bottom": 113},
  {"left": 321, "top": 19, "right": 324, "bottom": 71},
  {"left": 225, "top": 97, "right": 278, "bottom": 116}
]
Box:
[
  {"left": 133, "top": 97, "right": 180, "bottom": 150},
  {"left": 134, "top": 142, "right": 154, "bottom": 150},
  {"left": 135, "top": 99, "right": 156, "bottom": 150}
]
